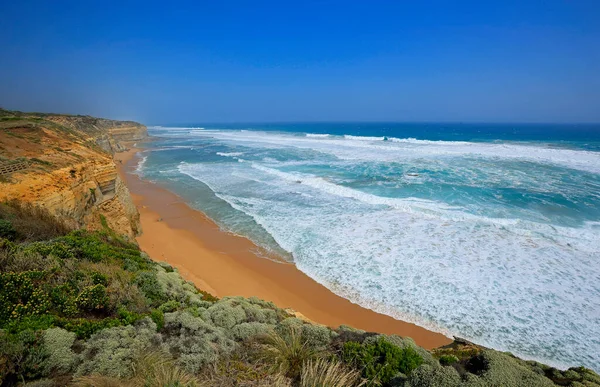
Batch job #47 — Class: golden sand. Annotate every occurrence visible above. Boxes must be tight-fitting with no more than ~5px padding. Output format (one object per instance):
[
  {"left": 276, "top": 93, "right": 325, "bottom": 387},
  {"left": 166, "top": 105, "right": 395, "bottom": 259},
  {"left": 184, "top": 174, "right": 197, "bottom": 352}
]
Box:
[{"left": 115, "top": 148, "right": 451, "bottom": 349}]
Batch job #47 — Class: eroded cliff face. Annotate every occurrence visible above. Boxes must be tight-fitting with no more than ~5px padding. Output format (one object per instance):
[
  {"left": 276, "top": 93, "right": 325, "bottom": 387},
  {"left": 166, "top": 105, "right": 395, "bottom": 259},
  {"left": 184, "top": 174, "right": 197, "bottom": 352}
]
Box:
[
  {"left": 0, "top": 110, "right": 146, "bottom": 239},
  {"left": 47, "top": 115, "right": 147, "bottom": 153}
]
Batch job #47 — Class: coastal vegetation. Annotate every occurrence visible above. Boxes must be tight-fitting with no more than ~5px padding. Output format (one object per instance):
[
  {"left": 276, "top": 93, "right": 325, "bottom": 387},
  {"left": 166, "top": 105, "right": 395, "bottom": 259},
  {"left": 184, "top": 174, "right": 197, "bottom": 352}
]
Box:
[{"left": 1, "top": 200, "right": 599, "bottom": 386}]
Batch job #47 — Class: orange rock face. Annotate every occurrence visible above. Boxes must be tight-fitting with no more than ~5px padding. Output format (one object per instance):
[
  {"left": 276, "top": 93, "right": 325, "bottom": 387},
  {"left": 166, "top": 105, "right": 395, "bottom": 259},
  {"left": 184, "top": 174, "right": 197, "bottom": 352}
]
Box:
[{"left": 0, "top": 111, "right": 147, "bottom": 239}]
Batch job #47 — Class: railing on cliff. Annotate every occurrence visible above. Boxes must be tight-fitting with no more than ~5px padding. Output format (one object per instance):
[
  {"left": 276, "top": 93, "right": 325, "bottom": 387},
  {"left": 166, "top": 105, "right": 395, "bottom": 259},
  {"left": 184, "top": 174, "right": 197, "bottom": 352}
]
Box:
[{"left": 0, "top": 161, "right": 30, "bottom": 176}]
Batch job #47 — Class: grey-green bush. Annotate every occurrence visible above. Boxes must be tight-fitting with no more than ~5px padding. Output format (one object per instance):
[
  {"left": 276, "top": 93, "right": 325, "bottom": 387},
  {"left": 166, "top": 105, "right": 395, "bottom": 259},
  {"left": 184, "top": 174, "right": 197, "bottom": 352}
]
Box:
[
  {"left": 76, "top": 318, "right": 160, "bottom": 378},
  {"left": 155, "top": 266, "right": 206, "bottom": 307},
  {"left": 300, "top": 323, "right": 337, "bottom": 348},
  {"left": 230, "top": 322, "right": 273, "bottom": 341},
  {"left": 42, "top": 328, "right": 76, "bottom": 374},
  {"left": 201, "top": 298, "right": 248, "bottom": 329},
  {"left": 407, "top": 364, "right": 462, "bottom": 387},
  {"left": 201, "top": 296, "right": 280, "bottom": 330},
  {"left": 162, "top": 311, "right": 236, "bottom": 373},
  {"left": 276, "top": 317, "right": 337, "bottom": 349},
  {"left": 472, "top": 350, "right": 555, "bottom": 387}
]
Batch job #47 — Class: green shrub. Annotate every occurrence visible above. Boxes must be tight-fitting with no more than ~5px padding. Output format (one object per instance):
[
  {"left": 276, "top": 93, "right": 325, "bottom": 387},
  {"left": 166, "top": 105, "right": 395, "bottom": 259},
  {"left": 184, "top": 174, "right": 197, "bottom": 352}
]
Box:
[
  {"left": 4, "top": 315, "right": 56, "bottom": 334},
  {"left": 433, "top": 345, "right": 481, "bottom": 365},
  {"left": 566, "top": 366, "right": 600, "bottom": 384},
  {"left": 1, "top": 330, "right": 24, "bottom": 384},
  {"left": 58, "top": 231, "right": 141, "bottom": 264},
  {"left": 341, "top": 337, "right": 423, "bottom": 386},
  {"left": 117, "top": 307, "right": 143, "bottom": 325},
  {"left": 331, "top": 325, "right": 376, "bottom": 353},
  {"left": 377, "top": 335, "right": 438, "bottom": 368},
  {"left": 90, "top": 271, "right": 108, "bottom": 286},
  {"left": 55, "top": 317, "right": 122, "bottom": 339},
  {"left": 18, "top": 230, "right": 143, "bottom": 267},
  {"left": 50, "top": 284, "right": 79, "bottom": 317},
  {"left": 0, "top": 219, "right": 17, "bottom": 240},
  {"left": 150, "top": 309, "right": 164, "bottom": 331},
  {"left": 76, "top": 284, "right": 108, "bottom": 311},
  {"left": 439, "top": 354, "right": 459, "bottom": 366},
  {"left": 21, "top": 331, "right": 50, "bottom": 380},
  {"left": 0, "top": 271, "right": 51, "bottom": 325},
  {"left": 135, "top": 271, "right": 168, "bottom": 306},
  {"left": 23, "top": 241, "right": 74, "bottom": 260},
  {"left": 158, "top": 300, "right": 181, "bottom": 313},
  {"left": 0, "top": 330, "right": 49, "bottom": 382},
  {"left": 123, "top": 258, "right": 140, "bottom": 272}
]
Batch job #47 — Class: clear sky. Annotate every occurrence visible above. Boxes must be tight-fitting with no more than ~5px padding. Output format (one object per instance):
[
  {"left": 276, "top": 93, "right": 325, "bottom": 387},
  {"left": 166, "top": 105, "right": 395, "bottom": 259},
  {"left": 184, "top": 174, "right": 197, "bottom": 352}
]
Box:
[{"left": 1, "top": 0, "right": 599, "bottom": 124}]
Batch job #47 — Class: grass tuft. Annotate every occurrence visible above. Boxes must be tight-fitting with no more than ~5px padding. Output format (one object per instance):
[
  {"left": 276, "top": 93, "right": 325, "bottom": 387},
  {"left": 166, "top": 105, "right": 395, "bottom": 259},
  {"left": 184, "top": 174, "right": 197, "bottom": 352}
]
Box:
[
  {"left": 259, "top": 326, "right": 318, "bottom": 381},
  {"left": 301, "top": 358, "right": 365, "bottom": 387}
]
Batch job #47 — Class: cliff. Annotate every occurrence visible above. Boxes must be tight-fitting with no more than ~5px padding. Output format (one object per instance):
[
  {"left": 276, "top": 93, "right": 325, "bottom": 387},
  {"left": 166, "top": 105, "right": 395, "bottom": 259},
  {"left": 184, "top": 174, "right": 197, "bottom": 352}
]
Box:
[{"left": 0, "top": 109, "right": 146, "bottom": 239}]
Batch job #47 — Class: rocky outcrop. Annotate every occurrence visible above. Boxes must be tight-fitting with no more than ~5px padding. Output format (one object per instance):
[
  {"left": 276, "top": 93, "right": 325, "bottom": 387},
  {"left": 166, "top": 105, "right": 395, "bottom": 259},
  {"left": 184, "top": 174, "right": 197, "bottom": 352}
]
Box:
[
  {"left": 17, "top": 163, "right": 140, "bottom": 239},
  {"left": 46, "top": 114, "right": 147, "bottom": 153},
  {"left": 0, "top": 109, "right": 147, "bottom": 239}
]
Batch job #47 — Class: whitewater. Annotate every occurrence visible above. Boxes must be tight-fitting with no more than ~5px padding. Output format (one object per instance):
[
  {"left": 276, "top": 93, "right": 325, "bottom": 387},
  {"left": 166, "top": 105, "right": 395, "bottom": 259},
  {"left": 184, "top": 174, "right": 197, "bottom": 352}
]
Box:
[{"left": 139, "top": 124, "right": 600, "bottom": 371}]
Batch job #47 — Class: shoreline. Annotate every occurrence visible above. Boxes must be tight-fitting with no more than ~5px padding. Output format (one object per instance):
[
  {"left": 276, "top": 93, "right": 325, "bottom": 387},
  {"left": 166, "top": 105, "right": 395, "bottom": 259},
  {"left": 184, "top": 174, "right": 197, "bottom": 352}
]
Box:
[{"left": 115, "top": 147, "right": 451, "bottom": 349}]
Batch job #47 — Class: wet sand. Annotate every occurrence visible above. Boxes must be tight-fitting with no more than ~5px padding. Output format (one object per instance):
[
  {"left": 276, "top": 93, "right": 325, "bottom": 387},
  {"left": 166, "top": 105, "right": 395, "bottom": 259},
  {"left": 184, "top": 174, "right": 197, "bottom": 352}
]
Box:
[{"left": 115, "top": 148, "right": 451, "bottom": 349}]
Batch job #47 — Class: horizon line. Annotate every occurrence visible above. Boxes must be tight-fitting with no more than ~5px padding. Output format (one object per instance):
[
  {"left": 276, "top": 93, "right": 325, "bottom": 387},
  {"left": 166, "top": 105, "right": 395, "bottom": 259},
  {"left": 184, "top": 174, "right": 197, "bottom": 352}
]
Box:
[{"left": 150, "top": 120, "right": 600, "bottom": 127}]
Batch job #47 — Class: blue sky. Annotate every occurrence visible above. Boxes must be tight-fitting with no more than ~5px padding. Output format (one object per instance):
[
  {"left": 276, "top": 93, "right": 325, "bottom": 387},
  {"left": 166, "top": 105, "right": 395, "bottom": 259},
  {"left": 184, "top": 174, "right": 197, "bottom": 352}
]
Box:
[{"left": 1, "top": 0, "right": 599, "bottom": 123}]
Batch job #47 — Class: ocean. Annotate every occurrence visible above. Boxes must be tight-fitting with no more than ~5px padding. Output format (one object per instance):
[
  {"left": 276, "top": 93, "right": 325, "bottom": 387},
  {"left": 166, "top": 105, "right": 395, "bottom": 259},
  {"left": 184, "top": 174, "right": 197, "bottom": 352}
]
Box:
[{"left": 136, "top": 122, "right": 600, "bottom": 371}]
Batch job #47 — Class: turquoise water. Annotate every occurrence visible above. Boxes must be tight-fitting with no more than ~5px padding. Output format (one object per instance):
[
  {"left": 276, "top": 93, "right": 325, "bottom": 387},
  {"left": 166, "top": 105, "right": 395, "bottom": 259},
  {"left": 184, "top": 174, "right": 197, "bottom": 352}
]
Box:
[{"left": 137, "top": 123, "right": 600, "bottom": 371}]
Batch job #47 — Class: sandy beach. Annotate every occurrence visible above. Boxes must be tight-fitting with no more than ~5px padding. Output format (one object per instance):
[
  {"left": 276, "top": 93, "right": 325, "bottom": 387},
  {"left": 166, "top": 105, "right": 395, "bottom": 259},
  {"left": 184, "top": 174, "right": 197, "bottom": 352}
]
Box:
[{"left": 115, "top": 147, "right": 451, "bottom": 349}]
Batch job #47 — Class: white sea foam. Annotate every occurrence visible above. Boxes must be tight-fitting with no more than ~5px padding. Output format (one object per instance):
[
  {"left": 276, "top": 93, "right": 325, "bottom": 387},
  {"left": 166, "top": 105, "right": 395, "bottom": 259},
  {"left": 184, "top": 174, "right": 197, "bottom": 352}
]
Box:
[
  {"left": 149, "top": 126, "right": 205, "bottom": 130},
  {"left": 164, "top": 129, "right": 600, "bottom": 174},
  {"left": 306, "top": 133, "right": 331, "bottom": 138},
  {"left": 216, "top": 152, "right": 244, "bottom": 157},
  {"left": 250, "top": 164, "right": 460, "bottom": 214},
  {"left": 250, "top": 163, "right": 600, "bottom": 251},
  {"left": 388, "top": 136, "right": 471, "bottom": 145},
  {"left": 173, "top": 134, "right": 600, "bottom": 371},
  {"left": 135, "top": 153, "right": 147, "bottom": 174},
  {"left": 151, "top": 146, "right": 194, "bottom": 152},
  {"left": 344, "top": 134, "right": 386, "bottom": 141}
]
